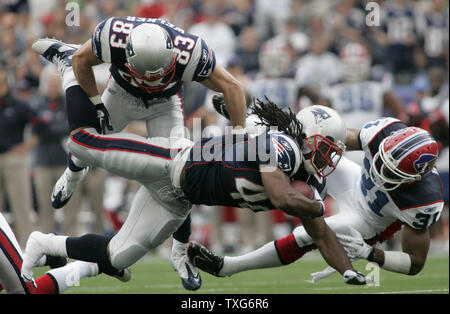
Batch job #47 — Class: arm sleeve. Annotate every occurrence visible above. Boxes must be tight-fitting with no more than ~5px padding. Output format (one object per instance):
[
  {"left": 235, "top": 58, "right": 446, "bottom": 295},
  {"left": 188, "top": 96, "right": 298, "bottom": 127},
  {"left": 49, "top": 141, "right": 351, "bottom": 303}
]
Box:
[
  {"left": 182, "top": 38, "right": 216, "bottom": 82},
  {"left": 91, "top": 17, "right": 114, "bottom": 63}
]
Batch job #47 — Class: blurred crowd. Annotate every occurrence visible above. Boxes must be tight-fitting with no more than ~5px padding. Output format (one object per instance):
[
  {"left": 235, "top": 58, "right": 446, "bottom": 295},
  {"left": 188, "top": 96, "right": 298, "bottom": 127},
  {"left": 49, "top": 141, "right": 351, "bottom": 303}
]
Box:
[{"left": 0, "top": 0, "right": 448, "bottom": 255}]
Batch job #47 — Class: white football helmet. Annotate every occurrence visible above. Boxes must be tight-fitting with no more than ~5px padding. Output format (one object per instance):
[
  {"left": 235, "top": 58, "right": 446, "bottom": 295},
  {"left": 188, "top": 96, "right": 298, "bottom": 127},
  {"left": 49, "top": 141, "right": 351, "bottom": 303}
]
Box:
[
  {"left": 258, "top": 39, "right": 291, "bottom": 78},
  {"left": 125, "top": 24, "right": 177, "bottom": 92},
  {"left": 370, "top": 127, "right": 439, "bottom": 191},
  {"left": 296, "top": 105, "right": 347, "bottom": 178},
  {"left": 340, "top": 42, "right": 371, "bottom": 83}
]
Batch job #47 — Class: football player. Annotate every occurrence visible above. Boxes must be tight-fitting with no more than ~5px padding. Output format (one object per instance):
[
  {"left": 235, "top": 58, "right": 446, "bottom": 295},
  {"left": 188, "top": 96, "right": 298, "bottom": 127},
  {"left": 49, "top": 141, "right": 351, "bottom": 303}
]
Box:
[
  {"left": 31, "top": 16, "right": 247, "bottom": 290},
  {"left": 20, "top": 102, "right": 367, "bottom": 287},
  {"left": 187, "top": 118, "right": 443, "bottom": 282},
  {"left": 0, "top": 212, "right": 128, "bottom": 294}
]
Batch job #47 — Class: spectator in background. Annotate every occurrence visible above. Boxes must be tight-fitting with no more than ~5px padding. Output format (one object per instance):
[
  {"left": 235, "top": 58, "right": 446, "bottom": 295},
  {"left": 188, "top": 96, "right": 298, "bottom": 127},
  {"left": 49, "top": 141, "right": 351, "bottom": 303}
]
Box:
[
  {"left": 31, "top": 64, "right": 70, "bottom": 234},
  {"left": 134, "top": 0, "right": 167, "bottom": 19},
  {"left": 160, "top": 0, "right": 196, "bottom": 31},
  {"left": 324, "top": 0, "right": 367, "bottom": 54},
  {"left": 15, "top": 35, "right": 43, "bottom": 92},
  {"left": 271, "top": 17, "right": 310, "bottom": 59},
  {"left": 416, "top": 0, "right": 449, "bottom": 70},
  {"left": 377, "top": 0, "right": 419, "bottom": 80},
  {"left": 188, "top": 1, "right": 236, "bottom": 66},
  {"left": 407, "top": 66, "right": 449, "bottom": 148},
  {"left": 98, "top": 0, "right": 126, "bottom": 20},
  {"left": 0, "top": 12, "right": 25, "bottom": 72},
  {"left": 234, "top": 26, "right": 261, "bottom": 75},
  {"left": 0, "top": 68, "right": 38, "bottom": 248},
  {"left": 294, "top": 33, "right": 340, "bottom": 95},
  {"left": 221, "top": 0, "right": 254, "bottom": 36},
  {"left": 253, "top": 0, "right": 292, "bottom": 41}
]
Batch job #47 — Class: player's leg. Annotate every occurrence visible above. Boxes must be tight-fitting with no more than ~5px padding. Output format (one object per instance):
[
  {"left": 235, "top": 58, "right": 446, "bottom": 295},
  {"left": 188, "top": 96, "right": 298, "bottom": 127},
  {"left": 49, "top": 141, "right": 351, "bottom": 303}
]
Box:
[
  {"left": 67, "top": 128, "right": 185, "bottom": 184},
  {"left": 31, "top": 40, "right": 133, "bottom": 209},
  {"left": 21, "top": 134, "right": 189, "bottom": 278},
  {"left": 21, "top": 186, "right": 189, "bottom": 286},
  {"left": 0, "top": 212, "right": 28, "bottom": 293},
  {"left": 144, "top": 94, "right": 200, "bottom": 290},
  {"left": 69, "top": 126, "right": 200, "bottom": 289},
  {"left": 1, "top": 212, "right": 93, "bottom": 294},
  {"left": 190, "top": 210, "right": 376, "bottom": 278}
]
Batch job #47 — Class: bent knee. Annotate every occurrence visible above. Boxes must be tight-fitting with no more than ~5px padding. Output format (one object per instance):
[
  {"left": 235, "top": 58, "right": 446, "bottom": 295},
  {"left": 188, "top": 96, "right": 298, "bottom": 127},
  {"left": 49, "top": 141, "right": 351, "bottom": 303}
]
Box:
[{"left": 109, "top": 243, "right": 147, "bottom": 270}]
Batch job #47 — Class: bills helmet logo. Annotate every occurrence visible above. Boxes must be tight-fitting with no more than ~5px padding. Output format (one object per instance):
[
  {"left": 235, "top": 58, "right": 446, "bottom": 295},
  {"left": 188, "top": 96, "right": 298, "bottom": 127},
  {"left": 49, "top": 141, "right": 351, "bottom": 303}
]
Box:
[
  {"left": 413, "top": 154, "right": 437, "bottom": 174},
  {"left": 311, "top": 108, "right": 332, "bottom": 124}
]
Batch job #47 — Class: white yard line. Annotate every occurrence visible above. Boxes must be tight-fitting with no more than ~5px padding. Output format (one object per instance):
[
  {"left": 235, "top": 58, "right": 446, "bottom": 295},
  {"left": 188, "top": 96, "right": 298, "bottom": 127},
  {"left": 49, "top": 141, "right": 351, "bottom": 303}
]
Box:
[{"left": 375, "top": 288, "right": 449, "bottom": 294}]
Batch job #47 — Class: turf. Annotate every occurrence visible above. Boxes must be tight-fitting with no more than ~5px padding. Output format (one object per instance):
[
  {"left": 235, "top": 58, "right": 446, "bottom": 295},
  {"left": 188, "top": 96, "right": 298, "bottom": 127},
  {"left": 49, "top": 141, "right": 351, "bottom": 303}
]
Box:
[{"left": 33, "top": 252, "right": 449, "bottom": 294}]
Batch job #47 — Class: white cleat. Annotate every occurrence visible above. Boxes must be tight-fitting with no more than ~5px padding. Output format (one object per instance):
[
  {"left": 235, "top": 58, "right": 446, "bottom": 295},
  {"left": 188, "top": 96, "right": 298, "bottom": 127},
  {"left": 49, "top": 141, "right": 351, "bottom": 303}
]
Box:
[
  {"left": 21, "top": 232, "right": 56, "bottom": 282},
  {"left": 51, "top": 167, "right": 89, "bottom": 209},
  {"left": 171, "top": 241, "right": 202, "bottom": 291},
  {"left": 31, "top": 38, "right": 80, "bottom": 76}
]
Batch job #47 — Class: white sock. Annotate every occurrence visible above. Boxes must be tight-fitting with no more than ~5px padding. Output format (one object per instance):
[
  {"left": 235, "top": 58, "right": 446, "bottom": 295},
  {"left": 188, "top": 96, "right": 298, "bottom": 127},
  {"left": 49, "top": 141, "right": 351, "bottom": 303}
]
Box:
[
  {"left": 46, "top": 261, "right": 99, "bottom": 293},
  {"left": 62, "top": 68, "right": 77, "bottom": 91},
  {"left": 219, "top": 241, "right": 283, "bottom": 276},
  {"left": 172, "top": 238, "right": 186, "bottom": 256},
  {"left": 47, "top": 234, "right": 69, "bottom": 257}
]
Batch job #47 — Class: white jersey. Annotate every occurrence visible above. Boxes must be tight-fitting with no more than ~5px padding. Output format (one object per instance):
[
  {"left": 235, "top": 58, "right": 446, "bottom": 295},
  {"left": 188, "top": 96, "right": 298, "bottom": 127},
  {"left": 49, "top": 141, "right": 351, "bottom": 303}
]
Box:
[
  {"left": 355, "top": 117, "right": 444, "bottom": 231},
  {"left": 247, "top": 76, "right": 299, "bottom": 112},
  {"left": 323, "top": 81, "right": 388, "bottom": 130}
]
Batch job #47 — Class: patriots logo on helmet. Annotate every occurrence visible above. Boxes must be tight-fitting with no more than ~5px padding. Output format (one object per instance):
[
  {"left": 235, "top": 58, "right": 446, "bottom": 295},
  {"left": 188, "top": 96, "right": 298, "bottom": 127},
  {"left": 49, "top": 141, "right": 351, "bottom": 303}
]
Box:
[
  {"left": 311, "top": 108, "right": 332, "bottom": 124},
  {"left": 413, "top": 154, "right": 437, "bottom": 173}
]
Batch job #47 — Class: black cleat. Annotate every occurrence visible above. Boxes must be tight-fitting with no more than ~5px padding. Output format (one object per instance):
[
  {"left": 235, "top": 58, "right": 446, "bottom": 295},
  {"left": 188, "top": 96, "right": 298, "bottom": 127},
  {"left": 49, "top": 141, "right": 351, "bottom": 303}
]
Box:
[{"left": 187, "top": 241, "right": 224, "bottom": 277}]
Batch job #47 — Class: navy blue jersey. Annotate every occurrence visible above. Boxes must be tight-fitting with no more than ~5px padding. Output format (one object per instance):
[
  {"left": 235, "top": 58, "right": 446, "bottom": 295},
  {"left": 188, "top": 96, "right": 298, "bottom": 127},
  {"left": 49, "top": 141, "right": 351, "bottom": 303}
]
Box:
[
  {"left": 417, "top": 11, "right": 449, "bottom": 62},
  {"left": 0, "top": 95, "right": 39, "bottom": 153},
  {"left": 381, "top": 1, "right": 417, "bottom": 45},
  {"left": 92, "top": 16, "right": 216, "bottom": 100},
  {"left": 184, "top": 131, "right": 313, "bottom": 212}
]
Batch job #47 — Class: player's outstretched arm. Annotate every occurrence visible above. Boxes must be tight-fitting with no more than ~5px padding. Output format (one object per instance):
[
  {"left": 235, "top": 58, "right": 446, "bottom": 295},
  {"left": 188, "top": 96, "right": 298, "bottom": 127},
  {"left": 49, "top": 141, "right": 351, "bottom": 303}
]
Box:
[
  {"left": 302, "top": 217, "right": 356, "bottom": 276},
  {"left": 372, "top": 225, "right": 428, "bottom": 275},
  {"left": 260, "top": 168, "right": 324, "bottom": 218},
  {"left": 201, "top": 63, "right": 247, "bottom": 129},
  {"left": 339, "top": 226, "right": 429, "bottom": 275}
]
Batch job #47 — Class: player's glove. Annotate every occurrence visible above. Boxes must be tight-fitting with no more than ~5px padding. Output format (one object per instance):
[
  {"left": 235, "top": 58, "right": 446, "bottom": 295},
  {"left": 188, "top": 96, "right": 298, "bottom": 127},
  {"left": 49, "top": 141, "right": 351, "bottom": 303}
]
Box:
[
  {"left": 212, "top": 94, "right": 230, "bottom": 120},
  {"left": 95, "top": 102, "right": 113, "bottom": 134},
  {"left": 337, "top": 228, "right": 374, "bottom": 260},
  {"left": 90, "top": 95, "right": 113, "bottom": 134},
  {"left": 343, "top": 269, "right": 367, "bottom": 285}
]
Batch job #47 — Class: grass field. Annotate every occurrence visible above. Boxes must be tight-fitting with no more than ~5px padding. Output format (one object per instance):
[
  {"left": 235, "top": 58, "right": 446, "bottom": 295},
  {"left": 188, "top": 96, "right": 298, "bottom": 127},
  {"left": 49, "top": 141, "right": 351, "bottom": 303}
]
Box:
[{"left": 33, "top": 252, "right": 448, "bottom": 295}]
